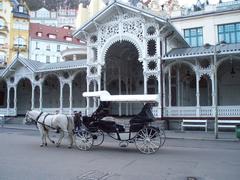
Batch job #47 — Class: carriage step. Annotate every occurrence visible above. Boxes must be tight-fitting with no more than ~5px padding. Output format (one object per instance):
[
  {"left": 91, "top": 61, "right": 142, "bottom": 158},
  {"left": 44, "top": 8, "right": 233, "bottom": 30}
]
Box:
[{"left": 119, "top": 141, "right": 128, "bottom": 148}]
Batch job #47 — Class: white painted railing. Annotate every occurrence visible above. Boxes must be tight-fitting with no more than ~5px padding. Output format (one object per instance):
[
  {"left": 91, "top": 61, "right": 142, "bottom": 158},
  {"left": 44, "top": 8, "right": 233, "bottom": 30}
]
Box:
[
  {"left": 165, "top": 106, "right": 240, "bottom": 117},
  {"left": 164, "top": 107, "right": 197, "bottom": 117},
  {"left": 152, "top": 107, "right": 161, "bottom": 117},
  {"left": 218, "top": 106, "right": 240, "bottom": 117},
  {"left": 200, "top": 106, "right": 213, "bottom": 116},
  {"left": 1, "top": 106, "right": 240, "bottom": 118}
]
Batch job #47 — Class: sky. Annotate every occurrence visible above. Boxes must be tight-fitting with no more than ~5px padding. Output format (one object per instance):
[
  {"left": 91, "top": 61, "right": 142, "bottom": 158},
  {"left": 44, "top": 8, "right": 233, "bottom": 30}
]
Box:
[{"left": 122, "top": 0, "right": 233, "bottom": 7}]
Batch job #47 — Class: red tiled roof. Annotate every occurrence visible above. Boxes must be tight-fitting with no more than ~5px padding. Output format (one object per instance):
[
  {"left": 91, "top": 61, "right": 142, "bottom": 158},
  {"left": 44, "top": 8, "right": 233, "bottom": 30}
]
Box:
[{"left": 30, "top": 23, "right": 84, "bottom": 45}]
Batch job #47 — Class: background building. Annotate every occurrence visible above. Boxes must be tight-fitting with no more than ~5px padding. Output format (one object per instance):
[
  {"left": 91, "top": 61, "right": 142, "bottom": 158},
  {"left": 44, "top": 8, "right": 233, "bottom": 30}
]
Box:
[
  {"left": 0, "top": 0, "right": 29, "bottom": 66},
  {"left": 30, "top": 7, "right": 77, "bottom": 28},
  {"left": 29, "top": 23, "right": 86, "bottom": 63}
]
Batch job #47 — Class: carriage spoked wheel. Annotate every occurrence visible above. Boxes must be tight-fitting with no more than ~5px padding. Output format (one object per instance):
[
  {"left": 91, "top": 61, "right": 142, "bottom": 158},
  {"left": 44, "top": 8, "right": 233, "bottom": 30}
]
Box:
[
  {"left": 159, "top": 129, "right": 166, "bottom": 147},
  {"left": 135, "top": 127, "right": 161, "bottom": 154},
  {"left": 92, "top": 130, "right": 104, "bottom": 146},
  {"left": 75, "top": 130, "right": 93, "bottom": 151}
]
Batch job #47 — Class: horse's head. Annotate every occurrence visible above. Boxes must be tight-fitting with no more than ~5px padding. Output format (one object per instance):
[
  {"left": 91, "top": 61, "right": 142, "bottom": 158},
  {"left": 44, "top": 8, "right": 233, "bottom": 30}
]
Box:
[
  {"left": 24, "top": 110, "right": 42, "bottom": 125},
  {"left": 24, "top": 111, "right": 32, "bottom": 125}
]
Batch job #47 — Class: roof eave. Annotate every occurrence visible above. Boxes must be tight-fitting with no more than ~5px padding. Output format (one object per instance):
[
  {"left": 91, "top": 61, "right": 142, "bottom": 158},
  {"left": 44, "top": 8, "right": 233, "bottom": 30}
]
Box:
[{"left": 73, "top": 1, "right": 168, "bottom": 39}]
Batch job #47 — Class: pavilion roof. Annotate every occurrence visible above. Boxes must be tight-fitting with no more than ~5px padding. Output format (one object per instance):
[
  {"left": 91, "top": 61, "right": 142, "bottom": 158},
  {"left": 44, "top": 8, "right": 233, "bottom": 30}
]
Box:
[{"left": 163, "top": 43, "right": 240, "bottom": 60}]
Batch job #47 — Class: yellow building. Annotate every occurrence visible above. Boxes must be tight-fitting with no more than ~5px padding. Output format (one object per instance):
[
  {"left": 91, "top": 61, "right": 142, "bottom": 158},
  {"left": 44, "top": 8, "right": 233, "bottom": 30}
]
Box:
[
  {"left": 76, "top": 0, "right": 107, "bottom": 28},
  {"left": 0, "top": 0, "right": 29, "bottom": 66}
]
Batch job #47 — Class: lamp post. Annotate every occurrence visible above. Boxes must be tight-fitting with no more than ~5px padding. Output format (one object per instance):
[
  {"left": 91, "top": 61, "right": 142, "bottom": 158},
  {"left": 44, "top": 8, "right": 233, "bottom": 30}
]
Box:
[
  {"left": 213, "top": 44, "right": 218, "bottom": 139},
  {"left": 213, "top": 41, "right": 226, "bottom": 139}
]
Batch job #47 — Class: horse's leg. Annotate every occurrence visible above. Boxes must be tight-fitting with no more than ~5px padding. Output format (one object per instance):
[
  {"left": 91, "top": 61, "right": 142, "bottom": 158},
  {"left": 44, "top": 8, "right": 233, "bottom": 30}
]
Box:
[
  {"left": 43, "top": 130, "right": 47, "bottom": 146},
  {"left": 38, "top": 126, "right": 45, "bottom": 147},
  {"left": 46, "top": 130, "right": 55, "bottom": 144},
  {"left": 68, "top": 132, "right": 74, "bottom": 149},
  {"left": 56, "top": 130, "right": 64, "bottom": 147}
]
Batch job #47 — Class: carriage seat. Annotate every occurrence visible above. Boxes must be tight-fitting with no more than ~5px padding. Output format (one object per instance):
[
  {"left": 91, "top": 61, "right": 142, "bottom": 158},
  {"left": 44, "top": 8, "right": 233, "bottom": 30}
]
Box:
[
  {"left": 130, "top": 117, "right": 154, "bottom": 124},
  {"left": 98, "top": 120, "right": 125, "bottom": 133}
]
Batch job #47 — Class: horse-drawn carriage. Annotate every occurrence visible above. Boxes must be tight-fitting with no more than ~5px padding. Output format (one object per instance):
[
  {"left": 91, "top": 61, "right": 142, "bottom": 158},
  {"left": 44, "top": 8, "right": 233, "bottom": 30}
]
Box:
[
  {"left": 25, "top": 91, "right": 165, "bottom": 154},
  {"left": 75, "top": 91, "right": 166, "bottom": 154}
]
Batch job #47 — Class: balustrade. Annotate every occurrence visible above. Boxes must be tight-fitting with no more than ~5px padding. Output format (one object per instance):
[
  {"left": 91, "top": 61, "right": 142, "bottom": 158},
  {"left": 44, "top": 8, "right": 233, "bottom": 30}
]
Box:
[{"left": 164, "top": 106, "right": 240, "bottom": 118}]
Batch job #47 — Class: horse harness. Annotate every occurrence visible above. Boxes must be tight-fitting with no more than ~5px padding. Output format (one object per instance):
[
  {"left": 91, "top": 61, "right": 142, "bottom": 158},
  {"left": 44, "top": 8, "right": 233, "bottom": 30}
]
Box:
[
  {"left": 32, "top": 112, "right": 55, "bottom": 130},
  {"left": 30, "top": 112, "right": 72, "bottom": 133}
]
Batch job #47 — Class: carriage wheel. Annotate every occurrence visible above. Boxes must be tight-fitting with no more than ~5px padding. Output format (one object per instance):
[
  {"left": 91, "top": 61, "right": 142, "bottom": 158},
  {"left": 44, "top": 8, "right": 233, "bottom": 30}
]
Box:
[
  {"left": 92, "top": 130, "right": 104, "bottom": 146},
  {"left": 135, "top": 127, "right": 161, "bottom": 154},
  {"left": 75, "top": 130, "right": 93, "bottom": 151},
  {"left": 159, "top": 129, "right": 166, "bottom": 147}
]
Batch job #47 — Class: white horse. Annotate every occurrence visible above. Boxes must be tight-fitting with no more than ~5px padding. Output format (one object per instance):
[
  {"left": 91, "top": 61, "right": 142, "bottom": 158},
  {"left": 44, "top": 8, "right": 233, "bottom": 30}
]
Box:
[{"left": 25, "top": 110, "right": 75, "bottom": 148}]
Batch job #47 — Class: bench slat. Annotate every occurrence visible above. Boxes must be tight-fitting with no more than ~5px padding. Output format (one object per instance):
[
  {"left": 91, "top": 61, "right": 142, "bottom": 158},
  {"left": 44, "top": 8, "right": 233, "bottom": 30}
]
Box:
[{"left": 181, "top": 119, "right": 207, "bottom": 132}]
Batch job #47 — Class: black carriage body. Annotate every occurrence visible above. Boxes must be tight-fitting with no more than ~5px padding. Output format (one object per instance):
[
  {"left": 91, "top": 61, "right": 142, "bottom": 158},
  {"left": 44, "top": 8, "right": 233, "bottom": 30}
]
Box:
[{"left": 82, "top": 102, "right": 156, "bottom": 135}]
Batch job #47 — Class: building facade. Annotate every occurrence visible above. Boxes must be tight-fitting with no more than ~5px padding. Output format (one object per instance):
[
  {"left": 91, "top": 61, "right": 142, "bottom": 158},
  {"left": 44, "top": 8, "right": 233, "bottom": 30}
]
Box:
[
  {"left": 29, "top": 23, "right": 86, "bottom": 63},
  {"left": 0, "top": 0, "right": 29, "bottom": 65},
  {"left": 30, "top": 7, "right": 77, "bottom": 28},
  {"left": 0, "top": 1, "right": 239, "bottom": 124}
]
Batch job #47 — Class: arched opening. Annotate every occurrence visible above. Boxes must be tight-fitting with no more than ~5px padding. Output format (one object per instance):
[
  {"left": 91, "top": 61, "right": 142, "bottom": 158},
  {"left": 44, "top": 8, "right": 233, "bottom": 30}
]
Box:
[
  {"left": 42, "top": 74, "right": 60, "bottom": 108},
  {"left": 218, "top": 58, "right": 240, "bottom": 105},
  {"left": 199, "top": 75, "right": 212, "bottom": 106},
  {"left": 72, "top": 71, "right": 86, "bottom": 108},
  {"left": 9, "top": 88, "right": 14, "bottom": 108},
  {"left": 103, "top": 40, "right": 143, "bottom": 115},
  {"left": 165, "top": 63, "right": 196, "bottom": 106},
  {"left": 63, "top": 84, "right": 70, "bottom": 108},
  {"left": 34, "top": 86, "right": 40, "bottom": 108},
  {"left": 17, "top": 78, "right": 32, "bottom": 115},
  {"left": 0, "top": 80, "right": 7, "bottom": 108},
  {"left": 147, "top": 76, "right": 158, "bottom": 94}
]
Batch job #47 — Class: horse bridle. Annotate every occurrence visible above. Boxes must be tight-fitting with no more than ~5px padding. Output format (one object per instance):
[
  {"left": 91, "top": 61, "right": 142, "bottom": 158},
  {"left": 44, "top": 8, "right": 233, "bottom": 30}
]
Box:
[{"left": 26, "top": 111, "right": 43, "bottom": 124}]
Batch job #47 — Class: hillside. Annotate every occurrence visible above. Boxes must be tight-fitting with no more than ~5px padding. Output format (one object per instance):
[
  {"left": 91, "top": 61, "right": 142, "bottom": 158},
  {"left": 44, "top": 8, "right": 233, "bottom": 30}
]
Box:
[{"left": 25, "top": 0, "right": 79, "bottom": 11}]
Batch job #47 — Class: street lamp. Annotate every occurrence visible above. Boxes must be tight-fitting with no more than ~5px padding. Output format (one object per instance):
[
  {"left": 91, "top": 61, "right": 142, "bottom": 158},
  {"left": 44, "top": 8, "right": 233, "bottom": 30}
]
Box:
[
  {"left": 205, "top": 41, "right": 225, "bottom": 139},
  {"left": 213, "top": 44, "right": 218, "bottom": 139}
]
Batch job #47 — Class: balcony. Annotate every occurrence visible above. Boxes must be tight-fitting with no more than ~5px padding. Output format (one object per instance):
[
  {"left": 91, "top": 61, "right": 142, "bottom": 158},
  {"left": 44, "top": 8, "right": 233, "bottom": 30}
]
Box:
[
  {"left": 13, "top": 44, "right": 27, "bottom": 52},
  {"left": 0, "top": 43, "right": 8, "bottom": 49},
  {"left": 0, "top": 25, "right": 8, "bottom": 32}
]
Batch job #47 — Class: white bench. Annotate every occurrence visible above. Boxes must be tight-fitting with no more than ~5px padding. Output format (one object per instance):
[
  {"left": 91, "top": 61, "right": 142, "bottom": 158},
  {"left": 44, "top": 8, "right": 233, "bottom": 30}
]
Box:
[
  {"left": 0, "top": 114, "right": 5, "bottom": 127},
  {"left": 218, "top": 120, "right": 240, "bottom": 129},
  {"left": 181, "top": 119, "right": 208, "bottom": 132}
]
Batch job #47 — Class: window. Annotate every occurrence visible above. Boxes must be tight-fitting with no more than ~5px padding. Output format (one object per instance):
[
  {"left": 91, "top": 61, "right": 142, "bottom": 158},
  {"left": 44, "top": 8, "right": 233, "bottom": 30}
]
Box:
[
  {"left": 0, "top": 34, "right": 6, "bottom": 45},
  {"left": 56, "top": 57, "right": 60, "bottom": 62},
  {"left": 46, "top": 56, "right": 50, "bottom": 63},
  {"left": 57, "top": 45, "right": 60, "bottom": 52},
  {"left": 0, "top": 19, "right": 5, "bottom": 29},
  {"left": 35, "top": 42, "right": 39, "bottom": 49},
  {"left": 46, "top": 44, "right": 50, "bottom": 51},
  {"left": 48, "top": 34, "right": 56, "bottom": 39},
  {"left": 0, "top": 51, "right": 6, "bottom": 64},
  {"left": 18, "top": 5, "right": 24, "bottom": 13},
  {"left": 35, "top": 54, "right": 38, "bottom": 61},
  {"left": 218, "top": 22, "right": 240, "bottom": 43},
  {"left": 36, "top": 32, "right": 42, "bottom": 37},
  {"left": 184, "top": 27, "right": 203, "bottom": 47},
  {"left": 65, "top": 36, "right": 72, "bottom": 41},
  {"left": 14, "top": 37, "right": 26, "bottom": 47}
]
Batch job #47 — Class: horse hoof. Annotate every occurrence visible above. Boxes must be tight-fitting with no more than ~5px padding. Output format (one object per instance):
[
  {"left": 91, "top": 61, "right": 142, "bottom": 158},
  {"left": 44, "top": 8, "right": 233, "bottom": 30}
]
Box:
[
  {"left": 40, "top": 144, "right": 44, "bottom": 147},
  {"left": 56, "top": 144, "right": 60, "bottom": 148},
  {"left": 52, "top": 141, "right": 55, "bottom": 144},
  {"left": 45, "top": 143, "right": 47, "bottom": 146},
  {"left": 68, "top": 146, "right": 72, "bottom": 149}
]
